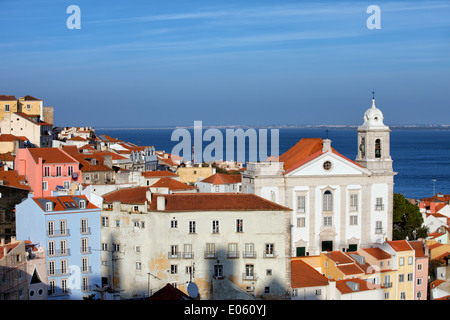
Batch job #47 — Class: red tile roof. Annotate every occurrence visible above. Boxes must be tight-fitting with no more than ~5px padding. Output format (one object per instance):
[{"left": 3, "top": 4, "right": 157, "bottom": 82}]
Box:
[
  {"left": 0, "top": 241, "right": 21, "bottom": 260},
  {"left": 142, "top": 170, "right": 178, "bottom": 178},
  {"left": 149, "top": 193, "right": 291, "bottom": 212},
  {"left": 335, "top": 278, "right": 381, "bottom": 294},
  {"left": 0, "top": 170, "right": 31, "bottom": 190},
  {"left": 28, "top": 148, "right": 78, "bottom": 165},
  {"left": 408, "top": 241, "right": 427, "bottom": 258},
  {"left": 150, "top": 177, "right": 197, "bottom": 191},
  {"left": 33, "top": 195, "right": 97, "bottom": 212},
  {"left": 291, "top": 259, "right": 329, "bottom": 288},
  {"left": 278, "top": 138, "right": 362, "bottom": 175},
  {"left": 199, "top": 173, "right": 242, "bottom": 185},
  {"left": 387, "top": 240, "right": 414, "bottom": 252},
  {"left": 102, "top": 186, "right": 150, "bottom": 204},
  {"left": 0, "top": 95, "right": 16, "bottom": 101},
  {"left": 147, "top": 283, "right": 192, "bottom": 300},
  {"left": 361, "top": 247, "right": 391, "bottom": 260},
  {"left": 324, "top": 251, "right": 354, "bottom": 264}
]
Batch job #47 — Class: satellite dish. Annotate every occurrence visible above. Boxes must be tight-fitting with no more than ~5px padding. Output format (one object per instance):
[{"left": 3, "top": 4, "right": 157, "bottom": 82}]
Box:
[{"left": 187, "top": 282, "right": 199, "bottom": 299}]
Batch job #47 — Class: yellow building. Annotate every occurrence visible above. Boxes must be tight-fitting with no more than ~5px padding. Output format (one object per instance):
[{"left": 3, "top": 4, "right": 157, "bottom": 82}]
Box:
[
  {"left": 176, "top": 165, "right": 215, "bottom": 184},
  {"left": 0, "top": 95, "right": 19, "bottom": 121}
]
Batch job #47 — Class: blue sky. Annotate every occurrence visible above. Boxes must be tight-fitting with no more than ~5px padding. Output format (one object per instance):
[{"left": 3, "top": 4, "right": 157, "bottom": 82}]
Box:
[{"left": 0, "top": 0, "right": 449, "bottom": 127}]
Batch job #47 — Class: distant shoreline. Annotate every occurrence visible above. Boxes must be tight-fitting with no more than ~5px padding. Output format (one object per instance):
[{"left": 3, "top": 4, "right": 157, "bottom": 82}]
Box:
[{"left": 91, "top": 125, "right": 450, "bottom": 131}]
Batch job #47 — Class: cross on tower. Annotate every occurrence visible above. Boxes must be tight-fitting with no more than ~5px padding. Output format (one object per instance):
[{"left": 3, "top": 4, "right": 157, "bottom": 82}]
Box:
[{"left": 372, "top": 91, "right": 375, "bottom": 100}]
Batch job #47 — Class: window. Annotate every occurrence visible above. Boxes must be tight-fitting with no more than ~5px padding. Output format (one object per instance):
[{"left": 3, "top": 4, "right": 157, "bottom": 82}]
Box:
[
  {"left": 350, "top": 194, "right": 358, "bottom": 211},
  {"left": 375, "top": 221, "right": 383, "bottom": 234},
  {"left": 43, "top": 166, "right": 50, "bottom": 177},
  {"left": 61, "top": 279, "right": 68, "bottom": 293},
  {"left": 215, "top": 186, "right": 219, "bottom": 192},
  {"left": 49, "top": 280, "right": 56, "bottom": 295},
  {"left": 399, "top": 274, "right": 404, "bottom": 282},
  {"left": 101, "top": 243, "right": 108, "bottom": 251},
  {"left": 61, "top": 260, "right": 68, "bottom": 274},
  {"left": 56, "top": 166, "right": 62, "bottom": 177},
  {"left": 324, "top": 216, "right": 332, "bottom": 226},
  {"left": 115, "top": 220, "right": 120, "bottom": 227},
  {"left": 244, "top": 243, "right": 255, "bottom": 258},
  {"left": 42, "top": 181, "right": 48, "bottom": 191},
  {"left": 323, "top": 161, "right": 332, "bottom": 170},
  {"left": 227, "top": 243, "right": 238, "bottom": 258},
  {"left": 350, "top": 215, "right": 358, "bottom": 225},
  {"left": 323, "top": 190, "right": 333, "bottom": 211},
  {"left": 81, "top": 219, "right": 88, "bottom": 234},
  {"left": 47, "top": 221, "right": 55, "bottom": 236},
  {"left": 205, "top": 243, "right": 216, "bottom": 258},
  {"left": 407, "top": 273, "right": 413, "bottom": 281},
  {"left": 418, "top": 263, "right": 422, "bottom": 271},
  {"left": 136, "top": 262, "right": 142, "bottom": 270},
  {"left": 171, "top": 219, "right": 178, "bottom": 229},
  {"left": 133, "top": 205, "right": 139, "bottom": 212},
  {"left": 375, "top": 139, "right": 381, "bottom": 158},
  {"left": 82, "top": 277, "right": 89, "bottom": 292},
  {"left": 79, "top": 200, "right": 86, "bottom": 209},
  {"left": 408, "top": 256, "right": 413, "bottom": 265},
  {"left": 375, "top": 197, "right": 384, "bottom": 211},
  {"left": 5, "top": 104, "right": 10, "bottom": 112},
  {"left": 48, "top": 241, "right": 55, "bottom": 256},
  {"left": 212, "top": 220, "right": 219, "bottom": 233},
  {"left": 400, "top": 292, "right": 406, "bottom": 300},
  {"left": 170, "top": 265, "right": 178, "bottom": 274},
  {"left": 315, "top": 289, "right": 322, "bottom": 295},
  {"left": 189, "top": 221, "right": 196, "bottom": 234},
  {"left": 183, "top": 244, "right": 193, "bottom": 259},
  {"left": 68, "top": 166, "right": 74, "bottom": 176},
  {"left": 297, "top": 217, "right": 305, "bottom": 228},
  {"left": 48, "top": 261, "right": 56, "bottom": 275},
  {"left": 60, "top": 220, "right": 67, "bottom": 235},
  {"left": 417, "top": 278, "right": 423, "bottom": 285},
  {"left": 399, "top": 257, "right": 404, "bottom": 266},
  {"left": 101, "top": 216, "right": 109, "bottom": 227},
  {"left": 236, "top": 219, "right": 243, "bottom": 232},
  {"left": 170, "top": 245, "right": 179, "bottom": 258},
  {"left": 81, "top": 238, "right": 89, "bottom": 253},
  {"left": 245, "top": 264, "right": 255, "bottom": 279},
  {"left": 265, "top": 243, "right": 275, "bottom": 257},
  {"left": 113, "top": 243, "right": 120, "bottom": 252},
  {"left": 60, "top": 240, "right": 67, "bottom": 255},
  {"left": 297, "top": 196, "right": 306, "bottom": 213},
  {"left": 264, "top": 287, "right": 270, "bottom": 294}
]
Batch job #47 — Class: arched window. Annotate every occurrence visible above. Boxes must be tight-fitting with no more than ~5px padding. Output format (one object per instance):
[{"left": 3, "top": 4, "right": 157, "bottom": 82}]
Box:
[
  {"left": 323, "top": 190, "right": 333, "bottom": 212},
  {"left": 375, "top": 139, "right": 381, "bottom": 158}
]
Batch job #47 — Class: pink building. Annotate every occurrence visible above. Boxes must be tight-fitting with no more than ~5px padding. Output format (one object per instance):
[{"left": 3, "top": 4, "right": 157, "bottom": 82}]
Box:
[
  {"left": 15, "top": 147, "right": 80, "bottom": 197},
  {"left": 409, "top": 240, "right": 430, "bottom": 300}
]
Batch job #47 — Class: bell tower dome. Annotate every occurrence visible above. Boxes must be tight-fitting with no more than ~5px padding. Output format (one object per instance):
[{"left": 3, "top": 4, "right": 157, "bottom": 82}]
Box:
[{"left": 355, "top": 93, "right": 393, "bottom": 173}]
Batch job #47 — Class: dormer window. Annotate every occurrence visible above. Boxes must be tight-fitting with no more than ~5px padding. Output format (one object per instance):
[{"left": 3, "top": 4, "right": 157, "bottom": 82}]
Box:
[
  {"left": 79, "top": 200, "right": 86, "bottom": 209},
  {"left": 45, "top": 202, "right": 53, "bottom": 211}
]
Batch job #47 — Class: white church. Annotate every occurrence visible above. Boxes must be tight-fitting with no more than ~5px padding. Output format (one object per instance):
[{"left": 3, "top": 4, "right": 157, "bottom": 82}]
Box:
[{"left": 242, "top": 97, "right": 396, "bottom": 256}]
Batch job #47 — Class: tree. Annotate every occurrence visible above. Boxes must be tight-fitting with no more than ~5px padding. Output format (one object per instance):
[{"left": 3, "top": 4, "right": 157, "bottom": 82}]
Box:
[{"left": 393, "top": 193, "right": 428, "bottom": 240}]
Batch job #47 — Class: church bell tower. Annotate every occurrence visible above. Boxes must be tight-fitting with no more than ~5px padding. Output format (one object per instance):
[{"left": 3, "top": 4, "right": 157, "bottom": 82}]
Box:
[{"left": 355, "top": 93, "right": 393, "bottom": 173}]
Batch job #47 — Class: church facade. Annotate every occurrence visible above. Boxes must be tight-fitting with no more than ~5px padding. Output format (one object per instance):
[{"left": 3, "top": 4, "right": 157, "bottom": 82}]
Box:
[{"left": 242, "top": 98, "right": 396, "bottom": 256}]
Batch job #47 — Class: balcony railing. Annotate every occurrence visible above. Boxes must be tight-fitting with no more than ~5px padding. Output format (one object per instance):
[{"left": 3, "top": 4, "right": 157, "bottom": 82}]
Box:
[
  {"left": 48, "top": 249, "right": 71, "bottom": 257},
  {"left": 168, "top": 252, "right": 181, "bottom": 259},
  {"left": 382, "top": 282, "right": 393, "bottom": 288},
  {"left": 227, "top": 251, "right": 239, "bottom": 259},
  {"left": 375, "top": 228, "right": 383, "bottom": 234},
  {"left": 80, "top": 247, "right": 92, "bottom": 254},
  {"left": 242, "top": 273, "right": 257, "bottom": 281},
  {"left": 81, "top": 266, "right": 92, "bottom": 274},
  {"left": 47, "top": 229, "right": 70, "bottom": 237},
  {"left": 48, "top": 269, "right": 71, "bottom": 277},
  {"left": 80, "top": 227, "right": 91, "bottom": 235},
  {"left": 183, "top": 252, "right": 194, "bottom": 259},
  {"left": 242, "top": 251, "right": 257, "bottom": 259},
  {"left": 204, "top": 251, "right": 218, "bottom": 259},
  {"left": 375, "top": 204, "right": 385, "bottom": 211},
  {"left": 263, "top": 251, "right": 276, "bottom": 258},
  {"left": 48, "top": 288, "right": 71, "bottom": 297}
]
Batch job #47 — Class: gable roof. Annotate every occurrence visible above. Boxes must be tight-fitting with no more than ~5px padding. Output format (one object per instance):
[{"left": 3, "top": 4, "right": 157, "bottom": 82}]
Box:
[
  {"left": 102, "top": 186, "right": 150, "bottom": 204},
  {"left": 360, "top": 247, "right": 391, "bottom": 260},
  {"left": 147, "top": 283, "right": 192, "bottom": 300},
  {"left": 149, "top": 193, "right": 291, "bottom": 212},
  {"left": 0, "top": 95, "right": 16, "bottom": 101},
  {"left": 0, "top": 170, "right": 31, "bottom": 190},
  {"left": 33, "top": 195, "right": 97, "bottom": 212},
  {"left": 150, "top": 177, "right": 197, "bottom": 191},
  {"left": 199, "top": 173, "right": 242, "bottom": 185},
  {"left": 276, "top": 138, "right": 363, "bottom": 175},
  {"left": 291, "top": 259, "right": 329, "bottom": 288},
  {"left": 28, "top": 148, "right": 78, "bottom": 165},
  {"left": 387, "top": 240, "right": 414, "bottom": 252},
  {"left": 335, "top": 278, "right": 381, "bottom": 294}
]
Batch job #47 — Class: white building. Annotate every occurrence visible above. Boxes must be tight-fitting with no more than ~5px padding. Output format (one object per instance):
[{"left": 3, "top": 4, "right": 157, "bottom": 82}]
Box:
[
  {"left": 242, "top": 98, "right": 396, "bottom": 256},
  {"left": 196, "top": 173, "right": 242, "bottom": 193},
  {"left": 100, "top": 188, "right": 291, "bottom": 300}
]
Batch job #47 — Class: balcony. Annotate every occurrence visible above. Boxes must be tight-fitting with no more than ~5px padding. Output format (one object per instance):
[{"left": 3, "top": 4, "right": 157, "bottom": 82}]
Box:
[
  {"left": 263, "top": 251, "right": 276, "bottom": 258},
  {"left": 375, "top": 204, "right": 384, "bottom": 211},
  {"left": 226, "top": 251, "right": 239, "bottom": 259},
  {"left": 48, "top": 269, "right": 71, "bottom": 277},
  {"left": 81, "top": 266, "right": 92, "bottom": 274},
  {"left": 48, "top": 249, "right": 71, "bottom": 257},
  {"left": 204, "top": 251, "right": 218, "bottom": 259},
  {"left": 183, "top": 252, "right": 194, "bottom": 259},
  {"left": 168, "top": 251, "right": 181, "bottom": 259},
  {"left": 80, "top": 247, "right": 92, "bottom": 254},
  {"left": 80, "top": 227, "right": 91, "bottom": 235},
  {"left": 382, "top": 282, "right": 393, "bottom": 288},
  {"left": 242, "top": 273, "right": 258, "bottom": 281},
  {"left": 242, "top": 251, "right": 257, "bottom": 259},
  {"left": 47, "top": 229, "right": 70, "bottom": 237},
  {"left": 48, "top": 288, "right": 71, "bottom": 297},
  {"left": 375, "top": 228, "right": 383, "bottom": 234}
]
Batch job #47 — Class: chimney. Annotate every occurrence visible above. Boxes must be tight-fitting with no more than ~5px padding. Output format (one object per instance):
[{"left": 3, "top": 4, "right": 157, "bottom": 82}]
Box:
[
  {"left": 103, "top": 154, "right": 112, "bottom": 169},
  {"left": 322, "top": 139, "right": 332, "bottom": 153},
  {"left": 146, "top": 190, "right": 152, "bottom": 203},
  {"left": 157, "top": 196, "right": 166, "bottom": 211}
]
